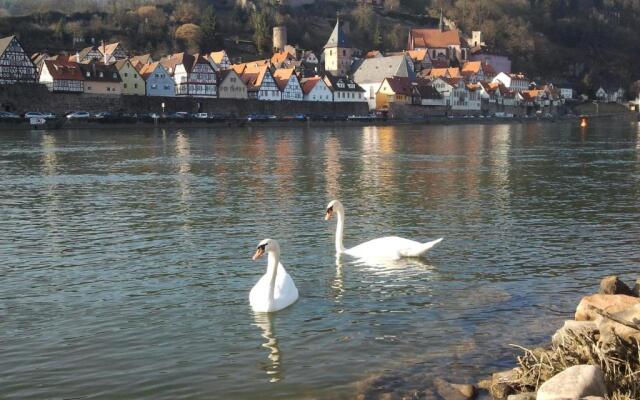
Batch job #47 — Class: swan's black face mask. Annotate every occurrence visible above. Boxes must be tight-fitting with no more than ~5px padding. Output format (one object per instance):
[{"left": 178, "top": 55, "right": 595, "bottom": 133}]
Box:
[
  {"left": 253, "top": 244, "right": 267, "bottom": 260},
  {"left": 325, "top": 206, "right": 333, "bottom": 220}
]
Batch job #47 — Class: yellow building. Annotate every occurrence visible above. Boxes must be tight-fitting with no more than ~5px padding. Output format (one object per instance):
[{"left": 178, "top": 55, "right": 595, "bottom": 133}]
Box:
[
  {"left": 115, "top": 59, "right": 145, "bottom": 96},
  {"left": 375, "top": 76, "right": 415, "bottom": 109}
]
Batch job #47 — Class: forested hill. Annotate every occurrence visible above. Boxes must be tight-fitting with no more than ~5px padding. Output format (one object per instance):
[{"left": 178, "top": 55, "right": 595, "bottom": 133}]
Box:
[{"left": 2, "top": 0, "right": 640, "bottom": 97}]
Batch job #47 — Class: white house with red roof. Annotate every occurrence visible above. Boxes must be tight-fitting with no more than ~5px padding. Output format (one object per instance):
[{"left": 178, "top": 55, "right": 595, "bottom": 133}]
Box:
[{"left": 301, "top": 76, "right": 332, "bottom": 102}]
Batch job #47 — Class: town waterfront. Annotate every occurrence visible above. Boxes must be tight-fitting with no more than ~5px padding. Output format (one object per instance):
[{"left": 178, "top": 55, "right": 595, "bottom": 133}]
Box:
[{"left": 1, "top": 121, "right": 640, "bottom": 399}]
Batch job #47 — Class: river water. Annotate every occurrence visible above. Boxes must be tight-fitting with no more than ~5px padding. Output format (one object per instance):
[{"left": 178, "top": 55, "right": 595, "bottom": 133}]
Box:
[{"left": 1, "top": 121, "right": 639, "bottom": 399}]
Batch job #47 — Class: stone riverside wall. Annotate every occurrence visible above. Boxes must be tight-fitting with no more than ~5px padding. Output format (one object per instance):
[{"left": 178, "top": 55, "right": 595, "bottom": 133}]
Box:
[{"left": 0, "top": 84, "right": 369, "bottom": 116}]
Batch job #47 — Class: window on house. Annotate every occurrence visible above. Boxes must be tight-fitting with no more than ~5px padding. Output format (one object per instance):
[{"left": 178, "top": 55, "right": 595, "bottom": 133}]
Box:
[
  {"left": 88, "top": 86, "right": 92, "bottom": 90},
  {"left": 124, "top": 83, "right": 127, "bottom": 88},
  {"left": 134, "top": 74, "right": 137, "bottom": 78},
  {"left": 124, "top": 73, "right": 128, "bottom": 77},
  {"left": 134, "top": 84, "right": 138, "bottom": 88}
]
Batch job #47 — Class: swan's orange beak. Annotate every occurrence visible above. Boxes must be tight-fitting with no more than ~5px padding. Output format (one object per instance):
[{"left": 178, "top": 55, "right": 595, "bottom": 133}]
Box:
[
  {"left": 325, "top": 208, "right": 333, "bottom": 220},
  {"left": 252, "top": 247, "right": 265, "bottom": 260}
]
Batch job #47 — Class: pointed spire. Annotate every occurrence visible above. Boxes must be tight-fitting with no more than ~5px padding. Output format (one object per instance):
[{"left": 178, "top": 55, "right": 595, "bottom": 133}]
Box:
[{"left": 324, "top": 15, "right": 349, "bottom": 49}]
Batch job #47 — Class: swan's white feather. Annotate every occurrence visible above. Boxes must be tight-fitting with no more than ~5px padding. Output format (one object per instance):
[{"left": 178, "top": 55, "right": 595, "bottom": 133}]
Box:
[
  {"left": 249, "top": 262, "right": 299, "bottom": 312},
  {"left": 345, "top": 236, "right": 443, "bottom": 260}
]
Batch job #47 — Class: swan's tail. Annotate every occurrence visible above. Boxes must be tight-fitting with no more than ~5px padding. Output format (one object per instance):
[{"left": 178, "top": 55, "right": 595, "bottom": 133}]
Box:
[{"left": 401, "top": 237, "right": 443, "bottom": 257}]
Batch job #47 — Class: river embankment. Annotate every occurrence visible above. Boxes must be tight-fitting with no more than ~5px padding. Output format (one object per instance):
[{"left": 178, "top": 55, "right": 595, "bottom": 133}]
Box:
[
  {"left": 1, "top": 111, "right": 634, "bottom": 131},
  {"left": 355, "top": 275, "right": 640, "bottom": 400}
]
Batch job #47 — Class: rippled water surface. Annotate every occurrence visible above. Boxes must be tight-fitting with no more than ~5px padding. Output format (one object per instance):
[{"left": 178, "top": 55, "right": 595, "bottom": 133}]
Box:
[{"left": 2, "top": 121, "right": 640, "bottom": 399}]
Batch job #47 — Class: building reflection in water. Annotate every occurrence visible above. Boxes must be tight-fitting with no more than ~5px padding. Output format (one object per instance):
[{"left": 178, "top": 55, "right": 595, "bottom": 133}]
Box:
[
  {"left": 41, "top": 133, "right": 63, "bottom": 254},
  {"left": 636, "top": 122, "right": 640, "bottom": 162},
  {"left": 324, "top": 135, "right": 342, "bottom": 200},
  {"left": 175, "top": 131, "right": 192, "bottom": 230},
  {"left": 273, "top": 135, "right": 295, "bottom": 204},
  {"left": 488, "top": 124, "right": 512, "bottom": 210},
  {"left": 253, "top": 312, "right": 283, "bottom": 383}
]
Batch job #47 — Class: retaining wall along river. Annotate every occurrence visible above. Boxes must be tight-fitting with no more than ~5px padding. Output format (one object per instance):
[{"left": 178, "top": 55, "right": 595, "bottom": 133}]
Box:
[{"left": 0, "top": 83, "right": 369, "bottom": 116}]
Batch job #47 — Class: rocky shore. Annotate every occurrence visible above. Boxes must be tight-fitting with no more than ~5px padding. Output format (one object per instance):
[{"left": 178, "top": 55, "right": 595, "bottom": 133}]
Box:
[{"left": 357, "top": 275, "right": 640, "bottom": 400}]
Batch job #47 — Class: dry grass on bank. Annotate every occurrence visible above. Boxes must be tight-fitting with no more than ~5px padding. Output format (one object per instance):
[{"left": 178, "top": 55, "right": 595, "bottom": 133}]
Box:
[{"left": 510, "top": 330, "right": 639, "bottom": 399}]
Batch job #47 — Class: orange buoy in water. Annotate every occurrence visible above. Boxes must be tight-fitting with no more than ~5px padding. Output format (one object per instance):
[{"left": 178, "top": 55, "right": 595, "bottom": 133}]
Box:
[{"left": 580, "top": 116, "right": 588, "bottom": 128}]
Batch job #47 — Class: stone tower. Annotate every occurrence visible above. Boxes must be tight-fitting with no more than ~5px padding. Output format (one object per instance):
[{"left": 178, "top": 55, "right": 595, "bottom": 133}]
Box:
[
  {"left": 323, "top": 16, "right": 352, "bottom": 76},
  {"left": 273, "top": 26, "right": 287, "bottom": 52}
]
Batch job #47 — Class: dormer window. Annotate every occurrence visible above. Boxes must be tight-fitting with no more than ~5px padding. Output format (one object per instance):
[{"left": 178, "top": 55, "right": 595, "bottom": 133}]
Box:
[
  {"left": 99, "top": 72, "right": 104, "bottom": 78},
  {"left": 113, "top": 73, "right": 117, "bottom": 79},
  {"left": 85, "top": 71, "right": 90, "bottom": 77}
]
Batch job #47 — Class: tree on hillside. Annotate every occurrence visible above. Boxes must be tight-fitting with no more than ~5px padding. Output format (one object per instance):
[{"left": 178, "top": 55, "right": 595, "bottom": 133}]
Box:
[
  {"left": 174, "top": 2, "right": 200, "bottom": 24},
  {"left": 136, "top": 5, "right": 166, "bottom": 28},
  {"left": 175, "top": 23, "right": 203, "bottom": 53},
  {"left": 250, "top": 10, "right": 270, "bottom": 54},
  {"left": 353, "top": 5, "right": 374, "bottom": 31},
  {"left": 201, "top": 6, "right": 217, "bottom": 45}
]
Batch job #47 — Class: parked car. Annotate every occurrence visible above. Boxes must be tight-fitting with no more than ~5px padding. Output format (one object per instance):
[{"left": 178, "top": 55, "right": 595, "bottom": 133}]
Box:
[
  {"left": 42, "top": 112, "right": 57, "bottom": 119},
  {"left": 0, "top": 111, "right": 20, "bottom": 120},
  {"left": 24, "top": 112, "right": 45, "bottom": 119},
  {"left": 246, "top": 114, "right": 276, "bottom": 122},
  {"left": 193, "top": 112, "right": 209, "bottom": 119},
  {"left": 94, "top": 112, "right": 114, "bottom": 119},
  {"left": 66, "top": 111, "right": 91, "bottom": 120}
]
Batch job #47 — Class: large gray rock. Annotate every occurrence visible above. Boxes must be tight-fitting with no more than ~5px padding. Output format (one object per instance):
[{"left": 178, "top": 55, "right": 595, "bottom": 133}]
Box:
[
  {"left": 552, "top": 320, "right": 598, "bottom": 347},
  {"left": 575, "top": 294, "right": 640, "bottom": 321},
  {"left": 599, "top": 275, "right": 635, "bottom": 296},
  {"left": 432, "top": 377, "right": 471, "bottom": 400},
  {"left": 536, "top": 365, "right": 606, "bottom": 400},
  {"left": 490, "top": 369, "right": 518, "bottom": 399}
]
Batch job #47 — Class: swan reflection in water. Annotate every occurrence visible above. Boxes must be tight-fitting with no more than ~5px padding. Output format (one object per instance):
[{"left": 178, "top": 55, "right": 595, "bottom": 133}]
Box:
[
  {"left": 336, "top": 253, "right": 436, "bottom": 275},
  {"left": 252, "top": 312, "right": 283, "bottom": 383}
]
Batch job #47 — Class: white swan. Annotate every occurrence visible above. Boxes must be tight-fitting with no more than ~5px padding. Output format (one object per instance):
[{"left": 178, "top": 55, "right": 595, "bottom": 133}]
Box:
[
  {"left": 325, "top": 200, "right": 443, "bottom": 260},
  {"left": 249, "top": 239, "right": 299, "bottom": 313}
]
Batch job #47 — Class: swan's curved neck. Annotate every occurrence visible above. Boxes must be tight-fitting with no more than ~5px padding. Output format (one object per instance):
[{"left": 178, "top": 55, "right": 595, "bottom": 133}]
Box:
[
  {"left": 335, "top": 209, "right": 346, "bottom": 254},
  {"left": 266, "top": 250, "right": 280, "bottom": 305}
]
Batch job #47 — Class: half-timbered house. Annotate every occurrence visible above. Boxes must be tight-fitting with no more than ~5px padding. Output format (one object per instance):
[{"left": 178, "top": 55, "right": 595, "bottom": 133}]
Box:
[
  {"left": 273, "top": 68, "right": 303, "bottom": 101},
  {"left": 39, "top": 59, "right": 84, "bottom": 93},
  {"left": 234, "top": 64, "right": 280, "bottom": 101},
  {"left": 161, "top": 53, "right": 217, "bottom": 97},
  {"left": 0, "top": 36, "right": 37, "bottom": 84}
]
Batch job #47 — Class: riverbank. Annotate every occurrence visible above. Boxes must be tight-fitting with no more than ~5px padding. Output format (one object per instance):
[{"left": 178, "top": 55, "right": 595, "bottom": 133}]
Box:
[
  {"left": 356, "top": 275, "right": 640, "bottom": 400},
  {"left": 1, "top": 112, "right": 634, "bottom": 131}
]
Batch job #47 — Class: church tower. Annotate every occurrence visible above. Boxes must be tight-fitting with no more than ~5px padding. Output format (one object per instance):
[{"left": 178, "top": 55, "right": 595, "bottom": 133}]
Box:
[{"left": 323, "top": 16, "right": 352, "bottom": 76}]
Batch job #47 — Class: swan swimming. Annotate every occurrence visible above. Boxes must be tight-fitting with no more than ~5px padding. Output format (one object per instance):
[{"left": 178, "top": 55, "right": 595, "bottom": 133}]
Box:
[
  {"left": 249, "top": 239, "right": 299, "bottom": 313},
  {"left": 325, "top": 200, "right": 443, "bottom": 260}
]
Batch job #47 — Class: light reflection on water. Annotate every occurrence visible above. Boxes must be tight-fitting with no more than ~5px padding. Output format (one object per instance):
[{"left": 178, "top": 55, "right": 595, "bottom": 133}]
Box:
[{"left": 1, "top": 120, "right": 640, "bottom": 399}]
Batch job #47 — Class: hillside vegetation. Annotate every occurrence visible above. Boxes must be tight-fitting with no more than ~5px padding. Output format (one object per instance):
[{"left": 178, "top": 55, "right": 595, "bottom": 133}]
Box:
[{"left": 1, "top": 0, "right": 640, "bottom": 97}]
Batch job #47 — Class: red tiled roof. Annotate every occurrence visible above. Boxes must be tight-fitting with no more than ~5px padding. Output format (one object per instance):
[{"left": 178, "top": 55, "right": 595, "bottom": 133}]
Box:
[
  {"left": 383, "top": 76, "right": 414, "bottom": 96},
  {"left": 300, "top": 76, "right": 321, "bottom": 94},
  {"left": 272, "top": 68, "right": 296, "bottom": 91},
  {"left": 44, "top": 60, "right": 84, "bottom": 81},
  {"left": 410, "top": 28, "right": 461, "bottom": 48}
]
